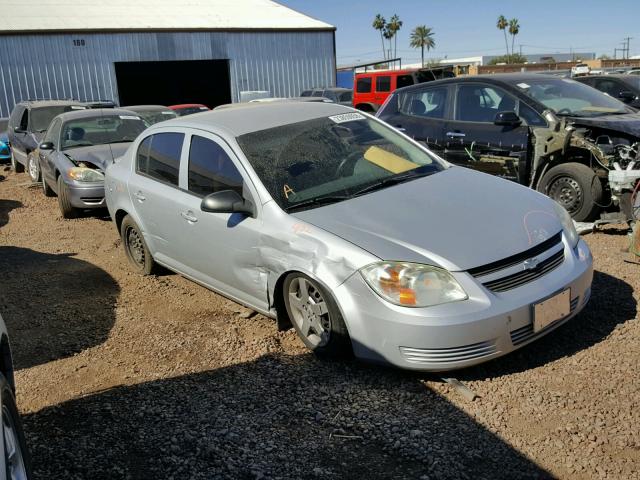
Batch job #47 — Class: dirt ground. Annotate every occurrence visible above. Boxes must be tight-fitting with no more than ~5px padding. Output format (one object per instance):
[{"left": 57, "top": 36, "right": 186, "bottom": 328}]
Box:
[{"left": 1, "top": 166, "right": 639, "bottom": 479}]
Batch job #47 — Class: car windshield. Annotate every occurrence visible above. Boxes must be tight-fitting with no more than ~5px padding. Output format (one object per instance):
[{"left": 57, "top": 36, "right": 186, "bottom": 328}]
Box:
[
  {"left": 622, "top": 77, "right": 640, "bottom": 89},
  {"left": 175, "top": 106, "right": 209, "bottom": 116},
  {"left": 338, "top": 91, "right": 353, "bottom": 102},
  {"left": 515, "top": 78, "right": 628, "bottom": 116},
  {"left": 60, "top": 115, "right": 146, "bottom": 150},
  {"left": 31, "top": 105, "right": 84, "bottom": 132},
  {"left": 237, "top": 114, "right": 445, "bottom": 211},
  {"left": 135, "top": 109, "right": 177, "bottom": 126}
]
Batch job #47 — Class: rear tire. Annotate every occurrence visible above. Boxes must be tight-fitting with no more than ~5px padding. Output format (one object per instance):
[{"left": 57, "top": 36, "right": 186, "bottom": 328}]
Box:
[
  {"left": 10, "top": 150, "right": 24, "bottom": 173},
  {"left": 538, "top": 162, "right": 602, "bottom": 221},
  {"left": 1, "top": 373, "right": 33, "bottom": 479},
  {"left": 121, "top": 215, "right": 155, "bottom": 275},
  {"left": 57, "top": 176, "right": 79, "bottom": 219},
  {"left": 27, "top": 153, "right": 40, "bottom": 182}
]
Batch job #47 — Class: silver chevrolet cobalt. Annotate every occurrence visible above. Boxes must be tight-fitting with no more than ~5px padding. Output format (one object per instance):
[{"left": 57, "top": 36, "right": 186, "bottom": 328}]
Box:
[{"left": 105, "top": 103, "right": 593, "bottom": 371}]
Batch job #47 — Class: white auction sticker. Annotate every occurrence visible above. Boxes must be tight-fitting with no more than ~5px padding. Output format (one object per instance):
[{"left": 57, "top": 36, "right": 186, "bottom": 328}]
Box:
[
  {"left": 162, "top": 111, "right": 174, "bottom": 115},
  {"left": 328, "top": 112, "right": 366, "bottom": 124},
  {"left": 516, "top": 82, "right": 530, "bottom": 89},
  {"left": 119, "top": 115, "right": 140, "bottom": 120},
  {"left": 71, "top": 106, "right": 85, "bottom": 109}
]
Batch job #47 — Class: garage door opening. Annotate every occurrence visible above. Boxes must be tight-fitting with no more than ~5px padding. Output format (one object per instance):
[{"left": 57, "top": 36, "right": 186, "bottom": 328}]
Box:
[{"left": 114, "top": 59, "right": 231, "bottom": 109}]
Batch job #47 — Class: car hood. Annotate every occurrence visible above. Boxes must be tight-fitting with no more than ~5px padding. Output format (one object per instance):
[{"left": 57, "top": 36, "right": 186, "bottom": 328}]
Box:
[
  {"left": 569, "top": 111, "right": 640, "bottom": 136},
  {"left": 62, "top": 143, "right": 131, "bottom": 171},
  {"left": 291, "top": 168, "right": 563, "bottom": 272}
]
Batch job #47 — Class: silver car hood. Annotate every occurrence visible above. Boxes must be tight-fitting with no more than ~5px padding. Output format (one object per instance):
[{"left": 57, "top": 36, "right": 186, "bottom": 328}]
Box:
[
  {"left": 291, "top": 167, "right": 563, "bottom": 272},
  {"left": 63, "top": 143, "right": 131, "bottom": 171}
]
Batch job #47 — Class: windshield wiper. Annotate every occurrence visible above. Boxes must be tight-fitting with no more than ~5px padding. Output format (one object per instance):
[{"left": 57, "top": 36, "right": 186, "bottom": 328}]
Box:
[
  {"left": 351, "top": 168, "right": 436, "bottom": 197},
  {"left": 285, "top": 194, "right": 351, "bottom": 212}
]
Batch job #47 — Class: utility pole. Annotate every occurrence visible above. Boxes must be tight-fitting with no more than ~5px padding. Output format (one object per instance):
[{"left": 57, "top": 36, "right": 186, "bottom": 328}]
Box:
[{"left": 623, "top": 37, "right": 633, "bottom": 58}]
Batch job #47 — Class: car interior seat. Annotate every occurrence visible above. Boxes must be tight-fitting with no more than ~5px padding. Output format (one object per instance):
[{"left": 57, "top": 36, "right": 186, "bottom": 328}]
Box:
[{"left": 409, "top": 99, "right": 426, "bottom": 116}]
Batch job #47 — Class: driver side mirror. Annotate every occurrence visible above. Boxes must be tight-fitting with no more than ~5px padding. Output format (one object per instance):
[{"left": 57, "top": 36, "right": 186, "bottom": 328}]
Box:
[
  {"left": 13, "top": 126, "right": 26, "bottom": 134},
  {"left": 618, "top": 90, "right": 636, "bottom": 102},
  {"left": 494, "top": 111, "right": 522, "bottom": 127},
  {"left": 39, "top": 142, "right": 54, "bottom": 150},
  {"left": 201, "top": 190, "right": 255, "bottom": 217}
]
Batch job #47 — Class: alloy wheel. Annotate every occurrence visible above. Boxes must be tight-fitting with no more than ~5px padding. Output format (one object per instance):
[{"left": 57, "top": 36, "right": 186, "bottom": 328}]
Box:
[{"left": 287, "top": 277, "right": 331, "bottom": 347}]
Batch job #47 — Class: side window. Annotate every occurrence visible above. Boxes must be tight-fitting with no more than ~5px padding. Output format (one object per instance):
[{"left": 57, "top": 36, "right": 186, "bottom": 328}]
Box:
[
  {"left": 356, "top": 77, "right": 372, "bottom": 93},
  {"left": 136, "top": 132, "right": 184, "bottom": 187},
  {"left": 19, "top": 109, "right": 29, "bottom": 130},
  {"left": 456, "top": 84, "right": 517, "bottom": 123},
  {"left": 396, "top": 75, "right": 414, "bottom": 89},
  {"left": 300, "top": 90, "right": 312, "bottom": 97},
  {"left": 376, "top": 76, "right": 391, "bottom": 92},
  {"left": 399, "top": 86, "right": 448, "bottom": 119},
  {"left": 44, "top": 119, "right": 62, "bottom": 145},
  {"left": 311, "top": 89, "right": 323, "bottom": 97},
  {"left": 188, "top": 135, "right": 243, "bottom": 197},
  {"left": 518, "top": 102, "right": 546, "bottom": 127},
  {"left": 323, "top": 90, "right": 337, "bottom": 102},
  {"left": 9, "top": 106, "right": 24, "bottom": 127}
]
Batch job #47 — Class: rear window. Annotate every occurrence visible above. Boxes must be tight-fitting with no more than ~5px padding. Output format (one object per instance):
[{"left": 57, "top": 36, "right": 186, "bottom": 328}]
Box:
[
  {"left": 396, "top": 75, "right": 414, "bottom": 89},
  {"left": 31, "top": 105, "right": 84, "bottom": 132},
  {"left": 376, "top": 76, "right": 391, "bottom": 92},
  {"left": 356, "top": 77, "right": 372, "bottom": 93},
  {"left": 339, "top": 91, "right": 353, "bottom": 102},
  {"left": 312, "top": 90, "right": 323, "bottom": 97},
  {"left": 300, "top": 90, "right": 312, "bottom": 97},
  {"left": 136, "top": 132, "right": 184, "bottom": 186}
]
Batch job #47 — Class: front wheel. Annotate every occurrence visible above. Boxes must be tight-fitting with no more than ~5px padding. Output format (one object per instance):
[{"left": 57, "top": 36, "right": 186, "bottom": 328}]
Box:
[
  {"left": 1, "top": 373, "right": 32, "bottom": 480},
  {"left": 27, "top": 153, "right": 40, "bottom": 182},
  {"left": 283, "top": 273, "right": 352, "bottom": 358},
  {"left": 42, "top": 172, "right": 55, "bottom": 197},
  {"left": 57, "top": 176, "right": 79, "bottom": 219},
  {"left": 120, "top": 215, "right": 155, "bottom": 275},
  {"left": 538, "top": 162, "right": 603, "bottom": 221},
  {"left": 10, "top": 150, "right": 24, "bottom": 173}
]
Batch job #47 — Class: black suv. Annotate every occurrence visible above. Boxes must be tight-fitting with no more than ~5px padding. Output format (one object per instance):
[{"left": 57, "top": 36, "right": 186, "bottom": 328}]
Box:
[
  {"left": 7, "top": 100, "right": 85, "bottom": 180},
  {"left": 377, "top": 73, "right": 640, "bottom": 221},
  {"left": 575, "top": 75, "right": 640, "bottom": 110}
]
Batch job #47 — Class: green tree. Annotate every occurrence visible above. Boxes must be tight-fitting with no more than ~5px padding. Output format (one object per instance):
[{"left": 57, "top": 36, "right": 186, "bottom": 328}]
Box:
[
  {"left": 388, "top": 14, "right": 403, "bottom": 59},
  {"left": 497, "top": 15, "right": 509, "bottom": 57},
  {"left": 508, "top": 18, "right": 520, "bottom": 62},
  {"left": 372, "top": 14, "right": 387, "bottom": 60},
  {"left": 410, "top": 26, "right": 436, "bottom": 68}
]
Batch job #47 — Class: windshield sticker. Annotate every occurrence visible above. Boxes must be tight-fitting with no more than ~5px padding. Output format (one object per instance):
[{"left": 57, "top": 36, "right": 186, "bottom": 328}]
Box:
[
  {"left": 328, "top": 112, "right": 366, "bottom": 124},
  {"left": 161, "top": 111, "right": 174, "bottom": 115},
  {"left": 516, "top": 83, "right": 530, "bottom": 89},
  {"left": 71, "top": 106, "right": 85, "bottom": 110},
  {"left": 283, "top": 184, "right": 295, "bottom": 199},
  {"left": 119, "top": 115, "right": 140, "bottom": 120},
  {"left": 199, "top": 107, "right": 209, "bottom": 110}
]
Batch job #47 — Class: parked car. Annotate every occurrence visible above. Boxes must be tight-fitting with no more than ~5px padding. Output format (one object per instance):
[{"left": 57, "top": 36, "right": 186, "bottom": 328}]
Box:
[
  {"left": 0, "top": 118, "right": 10, "bottom": 163},
  {"left": 82, "top": 100, "right": 117, "bottom": 109},
  {"left": 353, "top": 66, "right": 455, "bottom": 112},
  {"left": 0, "top": 313, "right": 33, "bottom": 479},
  {"left": 168, "top": 104, "right": 210, "bottom": 116},
  {"left": 625, "top": 68, "right": 640, "bottom": 76},
  {"left": 105, "top": 102, "right": 593, "bottom": 372},
  {"left": 7, "top": 100, "right": 86, "bottom": 178},
  {"left": 571, "top": 63, "right": 590, "bottom": 77},
  {"left": 38, "top": 108, "right": 146, "bottom": 218},
  {"left": 123, "top": 105, "right": 178, "bottom": 126},
  {"left": 377, "top": 73, "right": 640, "bottom": 221},
  {"left": 300, "top": 87, "right": 353, "bottom": 106},
  {"left": 248, "top": 97, "right": 332, "bottom": 104},
  {"left": 575, "top": 75, "right": 640, "bottom": 109}
]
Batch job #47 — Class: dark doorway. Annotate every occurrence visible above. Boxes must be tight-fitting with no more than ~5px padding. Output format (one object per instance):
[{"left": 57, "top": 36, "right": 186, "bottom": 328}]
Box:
[{"left": 114, "top": 59, "right": 231, "bottom": 108}]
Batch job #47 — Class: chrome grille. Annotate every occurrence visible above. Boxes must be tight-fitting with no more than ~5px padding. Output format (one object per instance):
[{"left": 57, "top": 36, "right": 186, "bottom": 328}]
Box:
[
  {"left": 481, "top": 249, "right": 565, "bottom": 292},
  {"left": 400, "top": 340, "right": 498, "bottom": 365},
  {"left": 510, "top": 295, "right": 580, "bottom": 346}
]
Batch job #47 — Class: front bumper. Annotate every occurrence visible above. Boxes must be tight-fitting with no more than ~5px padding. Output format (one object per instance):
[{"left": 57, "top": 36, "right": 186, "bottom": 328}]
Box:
[
  {"left": 334, "top": 238, "right": 593, "bottom": 371},
  {"left": 64, "top": 180, "right": 107, "bottom": 209}
]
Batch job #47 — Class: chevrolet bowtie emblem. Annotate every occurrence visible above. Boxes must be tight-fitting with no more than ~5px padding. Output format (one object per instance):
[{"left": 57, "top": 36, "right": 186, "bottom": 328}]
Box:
[{"left": 523, "top": 257, "right": 540, "bottom": 271}]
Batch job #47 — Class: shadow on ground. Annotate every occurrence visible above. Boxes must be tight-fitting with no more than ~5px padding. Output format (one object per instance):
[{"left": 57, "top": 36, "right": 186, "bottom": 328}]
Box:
[
  {"left": 24, "top": 353, "right": 553, "bottom": 480},
  {"left": 457, "top": 270, "right": 636, "bottom": 380},
  {"left": 0, "top": 199, "right": 22, "bottom": 227},
  {"left": 0, "top": 247, "right": 119, "bottom": 369}
]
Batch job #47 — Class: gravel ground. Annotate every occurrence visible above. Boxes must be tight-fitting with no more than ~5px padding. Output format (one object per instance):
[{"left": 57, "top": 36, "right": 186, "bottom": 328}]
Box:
[{"left": 1, "top": 166, "right": 639, "bottom": 479}]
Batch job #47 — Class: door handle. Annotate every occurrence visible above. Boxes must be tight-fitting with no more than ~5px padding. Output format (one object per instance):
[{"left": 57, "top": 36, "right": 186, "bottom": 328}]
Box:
[
  {"left": 180, "top": 211, "right": 198, "bottom": 223},
  {"left": 134, "top": 191, "right": 146, "bottom": 202},
  {"left": 446, "top": 132, "right": 466, "bottom": 138}
]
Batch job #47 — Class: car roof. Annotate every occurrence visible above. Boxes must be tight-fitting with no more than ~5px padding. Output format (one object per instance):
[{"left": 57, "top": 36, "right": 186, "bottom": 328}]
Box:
[
  {"left": 123, "top": 105, "right": 172, "bottom": 111},
  {"left": 18, "top": 99, "right": 84, "bottom": 108},
  {"left": 157, "top": 102, "right": 353, "bottom": 136},
  {"left": 577, "top": 74, "right": 637, "bottom": 81},
  {"left": 55, "top": 108, "right": 142, "bottom": 122}
]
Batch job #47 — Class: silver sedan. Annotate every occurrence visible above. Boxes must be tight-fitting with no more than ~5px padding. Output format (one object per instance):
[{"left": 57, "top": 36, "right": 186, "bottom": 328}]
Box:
[{"left": 105, "top": 103, "right": 593, "bottom": 371}]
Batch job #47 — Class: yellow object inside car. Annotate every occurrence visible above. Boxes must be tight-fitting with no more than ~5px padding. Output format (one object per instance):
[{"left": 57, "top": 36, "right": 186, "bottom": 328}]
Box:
[{"left": 364, "top": 146, "right": 419, "bottom": 173}]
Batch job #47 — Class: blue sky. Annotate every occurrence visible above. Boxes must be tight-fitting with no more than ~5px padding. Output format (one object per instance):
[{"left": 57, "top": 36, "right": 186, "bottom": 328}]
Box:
[{"left": 279, "top": 1, "right": 640, "bottom": 65}]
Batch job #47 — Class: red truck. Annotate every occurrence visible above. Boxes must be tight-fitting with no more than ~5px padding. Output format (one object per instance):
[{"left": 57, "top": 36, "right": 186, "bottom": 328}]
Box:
[{"left": 353, "top": 66, "right": 454, "bottom": 112}]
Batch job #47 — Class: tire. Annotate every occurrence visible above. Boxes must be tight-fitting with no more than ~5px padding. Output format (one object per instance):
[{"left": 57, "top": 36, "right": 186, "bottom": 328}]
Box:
[
  {"left": 57, "top": 175, "right": 79, "bottom": 219},
  {"left": 42, "top": 172, "right": 55, "bottom": 197},
  {"left": 1, "top": 373, "right": 33, "bottom": 480},
  {"left": 27, "top": 153, "right": 40, "bottom": 182},
  {"left": 283, "top": 273, "right": 352, "bottom": 358},
  {"left": 10, "top": 150, "right": 24, "bottom": 173},
  {"left": 120, "top": 215, "right": 155, "bottom": 275},
  {"left": 538, "top": 162, "right": 603, "bottom": 222}
]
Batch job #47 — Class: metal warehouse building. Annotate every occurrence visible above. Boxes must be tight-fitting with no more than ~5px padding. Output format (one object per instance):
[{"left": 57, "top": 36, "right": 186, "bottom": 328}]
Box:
[{"left": 0, "top": 0, "right": 336, "bottom": 117}]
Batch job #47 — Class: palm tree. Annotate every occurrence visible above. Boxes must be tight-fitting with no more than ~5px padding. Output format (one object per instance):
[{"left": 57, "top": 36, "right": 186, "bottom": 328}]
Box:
[
  {"left": 410, "top": 26, "right": 436, "bottom": 68},
  {"left": 497, "top": 15, "right": 509, "bottom": 57},
  {"left": 383, "top": 26, "right": 394, "bottom": 60},
  {"left": 373, "top": 14, "right": 387, "bottom": 59},
  {"left": 508, "top": 18, "right": 520, "bottom": 62},
  {"left": 388, "top": 14, "right": 403, "bottom": 59}
]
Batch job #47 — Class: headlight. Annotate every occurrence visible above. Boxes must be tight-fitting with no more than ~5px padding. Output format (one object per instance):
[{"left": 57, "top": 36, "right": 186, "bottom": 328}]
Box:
[
  {"left": 68, "top": 167, "right": 104, "bottom": 182},
  {"left": 360, "top": 262, "right": 468, "bottom": 307},
  {"left": 552, "top": 202, "right": 579, "bottom": 248}
]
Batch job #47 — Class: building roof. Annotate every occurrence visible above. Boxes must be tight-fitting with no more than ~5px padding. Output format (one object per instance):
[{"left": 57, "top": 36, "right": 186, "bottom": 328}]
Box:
[{"left": 1, "top": 0, "right": 334, "bottom": 34}]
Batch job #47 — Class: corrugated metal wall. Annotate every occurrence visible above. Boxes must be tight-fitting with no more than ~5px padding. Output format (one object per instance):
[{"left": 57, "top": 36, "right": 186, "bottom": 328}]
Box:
[{"left": 0, "top": 30, "right": 336, "bottom": 117}]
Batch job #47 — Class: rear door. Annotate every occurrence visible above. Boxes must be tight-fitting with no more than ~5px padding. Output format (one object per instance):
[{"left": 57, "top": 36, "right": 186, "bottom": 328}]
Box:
[
  {"left": 443, "top": 83, "right": 531, "bottom": 183},
  {"left": 10, "top": 108, "right": 29, "bottom": 162}
]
